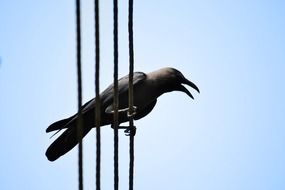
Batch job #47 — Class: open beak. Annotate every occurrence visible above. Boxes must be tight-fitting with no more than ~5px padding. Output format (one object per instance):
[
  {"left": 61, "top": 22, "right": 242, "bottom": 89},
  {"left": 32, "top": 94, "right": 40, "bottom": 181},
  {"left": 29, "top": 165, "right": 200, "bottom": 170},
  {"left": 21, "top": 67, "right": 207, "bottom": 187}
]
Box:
[{"left": 176, "top": 78, "right": 200, "bottom": 99}]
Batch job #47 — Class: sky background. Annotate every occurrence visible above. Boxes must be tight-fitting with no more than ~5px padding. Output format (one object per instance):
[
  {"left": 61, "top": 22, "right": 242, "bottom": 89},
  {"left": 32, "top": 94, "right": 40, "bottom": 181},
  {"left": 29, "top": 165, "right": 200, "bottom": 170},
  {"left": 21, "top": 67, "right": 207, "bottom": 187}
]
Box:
[{"left": 1, "top": 0, "right": 285, "bottom": 189}]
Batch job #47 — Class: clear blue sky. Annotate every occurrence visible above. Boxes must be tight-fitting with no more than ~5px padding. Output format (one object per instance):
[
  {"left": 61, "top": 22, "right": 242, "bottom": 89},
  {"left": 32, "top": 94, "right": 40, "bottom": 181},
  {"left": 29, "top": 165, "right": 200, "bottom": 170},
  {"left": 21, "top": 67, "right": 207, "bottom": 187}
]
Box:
[{"left": 1, "top": 0, "right": 285, "bottom": 189}]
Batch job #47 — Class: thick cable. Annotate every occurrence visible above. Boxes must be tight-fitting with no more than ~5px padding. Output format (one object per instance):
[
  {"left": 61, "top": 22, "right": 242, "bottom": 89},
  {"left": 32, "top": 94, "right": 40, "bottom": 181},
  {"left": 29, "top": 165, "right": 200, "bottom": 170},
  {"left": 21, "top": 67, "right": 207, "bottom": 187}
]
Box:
[
  {"left": 128, "top": 0, "right": 135, "bottom": 189},
  {"left": 75, "top": 0, "right": 84, "bottom": 189},
  {"left": 94, "top": 0, "right": 101, "bottom": 189},
  {"left": 113, "top": 0, "right": 119, "bottom": 189}
]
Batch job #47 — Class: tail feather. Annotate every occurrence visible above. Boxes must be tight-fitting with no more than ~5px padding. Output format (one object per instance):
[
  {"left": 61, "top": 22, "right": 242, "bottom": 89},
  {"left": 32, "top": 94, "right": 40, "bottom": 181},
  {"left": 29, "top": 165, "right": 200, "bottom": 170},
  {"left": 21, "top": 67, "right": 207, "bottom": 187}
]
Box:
[
  {"left": 45, "top": 121, "right": 91, "bottom": 161},
  {"left": 46, "top": 117, "right": 73, "bottom": 132},
  {"left": 46, "top": 108, "right": 96, "bottom": 161}
]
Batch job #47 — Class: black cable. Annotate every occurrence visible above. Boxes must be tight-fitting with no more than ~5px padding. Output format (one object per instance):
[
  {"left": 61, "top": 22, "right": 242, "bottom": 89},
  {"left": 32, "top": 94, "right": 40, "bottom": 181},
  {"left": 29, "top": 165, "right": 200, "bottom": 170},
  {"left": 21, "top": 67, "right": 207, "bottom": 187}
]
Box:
[
  {"left": 113, "top": 0, "right": 119, "bottom": 190},
  {"left": 75, "top": 0, "right": 84, "bottom": 189},
  {"left": 94, "top": 0, "right": 101, "bottom": 189},
  {"left": 128, "top": 0, "right": 135, "bottom": 189}
]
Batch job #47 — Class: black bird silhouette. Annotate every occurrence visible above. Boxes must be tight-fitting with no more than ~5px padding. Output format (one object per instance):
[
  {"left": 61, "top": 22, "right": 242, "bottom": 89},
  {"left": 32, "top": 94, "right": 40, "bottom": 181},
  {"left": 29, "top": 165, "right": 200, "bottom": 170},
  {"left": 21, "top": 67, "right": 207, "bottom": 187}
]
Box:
[{"left": 46, "top": 67, "right": 199, "bottom": 161}]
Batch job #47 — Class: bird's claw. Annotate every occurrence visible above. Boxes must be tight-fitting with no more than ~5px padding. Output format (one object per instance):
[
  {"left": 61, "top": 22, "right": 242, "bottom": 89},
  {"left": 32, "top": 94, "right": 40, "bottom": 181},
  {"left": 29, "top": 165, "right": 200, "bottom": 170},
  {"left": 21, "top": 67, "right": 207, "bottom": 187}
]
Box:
[
  {"left": 111, "top": 125, "right": 137, "bottom": 136},
  {"left": 124, "top": 126, "right": 136, "bottom": 136}
]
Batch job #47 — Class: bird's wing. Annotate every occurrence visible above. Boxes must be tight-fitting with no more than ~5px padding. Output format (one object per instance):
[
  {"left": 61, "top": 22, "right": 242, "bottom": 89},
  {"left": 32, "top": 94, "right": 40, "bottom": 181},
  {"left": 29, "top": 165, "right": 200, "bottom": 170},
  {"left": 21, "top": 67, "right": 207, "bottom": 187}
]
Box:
[
  {"left": 46, "top": 72, "right": 146, "bottom": 133},
  {"left": 81, "top": 71, "right": 146, "bottom": 114}
]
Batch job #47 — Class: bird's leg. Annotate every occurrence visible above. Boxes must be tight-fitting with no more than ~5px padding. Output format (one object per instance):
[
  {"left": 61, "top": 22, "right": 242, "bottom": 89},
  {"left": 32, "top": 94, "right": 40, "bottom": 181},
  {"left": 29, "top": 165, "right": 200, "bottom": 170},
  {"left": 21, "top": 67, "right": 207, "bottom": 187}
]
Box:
[{"left": 109, "top": 106, "right": 137, "bottom": 136}]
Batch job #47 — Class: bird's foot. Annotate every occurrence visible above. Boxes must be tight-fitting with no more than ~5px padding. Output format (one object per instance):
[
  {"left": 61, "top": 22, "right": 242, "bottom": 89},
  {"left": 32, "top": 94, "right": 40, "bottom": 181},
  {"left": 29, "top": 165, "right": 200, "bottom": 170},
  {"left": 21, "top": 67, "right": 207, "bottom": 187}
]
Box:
[
  {"left": 124, "top": 126, "right": 136, "bottom": 136},
  {"left": 111, "top": 125, "right": 137, "bottom": 136}
]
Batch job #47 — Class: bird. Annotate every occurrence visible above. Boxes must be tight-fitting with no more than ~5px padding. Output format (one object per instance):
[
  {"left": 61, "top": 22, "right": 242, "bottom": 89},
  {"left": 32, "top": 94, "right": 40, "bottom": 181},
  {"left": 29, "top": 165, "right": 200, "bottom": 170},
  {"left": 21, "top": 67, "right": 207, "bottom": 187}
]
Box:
[{"left": 45, "top": 67, "right": 199, "bottom": 161}]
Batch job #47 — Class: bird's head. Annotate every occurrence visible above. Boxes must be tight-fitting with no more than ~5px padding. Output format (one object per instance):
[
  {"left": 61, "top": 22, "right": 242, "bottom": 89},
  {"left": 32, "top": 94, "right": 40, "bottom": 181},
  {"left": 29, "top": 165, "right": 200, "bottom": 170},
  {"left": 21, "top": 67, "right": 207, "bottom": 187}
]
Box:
[{"left": 152, "top": 67, "right": 200, "bottom": 99}]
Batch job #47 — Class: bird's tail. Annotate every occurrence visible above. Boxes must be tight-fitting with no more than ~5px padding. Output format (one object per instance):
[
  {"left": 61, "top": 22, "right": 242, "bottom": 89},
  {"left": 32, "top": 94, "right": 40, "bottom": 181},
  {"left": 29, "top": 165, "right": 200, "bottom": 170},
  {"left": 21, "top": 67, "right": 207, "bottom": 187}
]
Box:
[{"left": 45, "top": 119, "right": 92, "bottom": 161}]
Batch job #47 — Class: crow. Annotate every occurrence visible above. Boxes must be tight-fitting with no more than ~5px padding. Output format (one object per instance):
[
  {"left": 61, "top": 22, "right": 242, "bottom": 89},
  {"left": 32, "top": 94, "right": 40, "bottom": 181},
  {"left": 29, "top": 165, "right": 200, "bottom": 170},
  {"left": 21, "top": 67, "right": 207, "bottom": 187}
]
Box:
[{"left": 46, "top": 67, "right": 199, "bottom": 161}]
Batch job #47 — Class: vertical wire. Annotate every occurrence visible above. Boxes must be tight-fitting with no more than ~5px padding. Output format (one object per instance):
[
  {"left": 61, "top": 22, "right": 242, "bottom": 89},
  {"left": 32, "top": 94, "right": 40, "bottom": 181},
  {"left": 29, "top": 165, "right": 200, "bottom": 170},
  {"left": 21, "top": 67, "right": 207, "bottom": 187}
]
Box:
[
  {"left": 113, "top": 0, "right": 119, "bottom": 189},
  {"left": 94, "top": 0, "right": 101, "bottom": 189},
  {"left": 128, "top": 0, "right": 135, "bottom": 189},
  {"left": 75, "top": 0, "right": 84, "bottom": 189}
]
